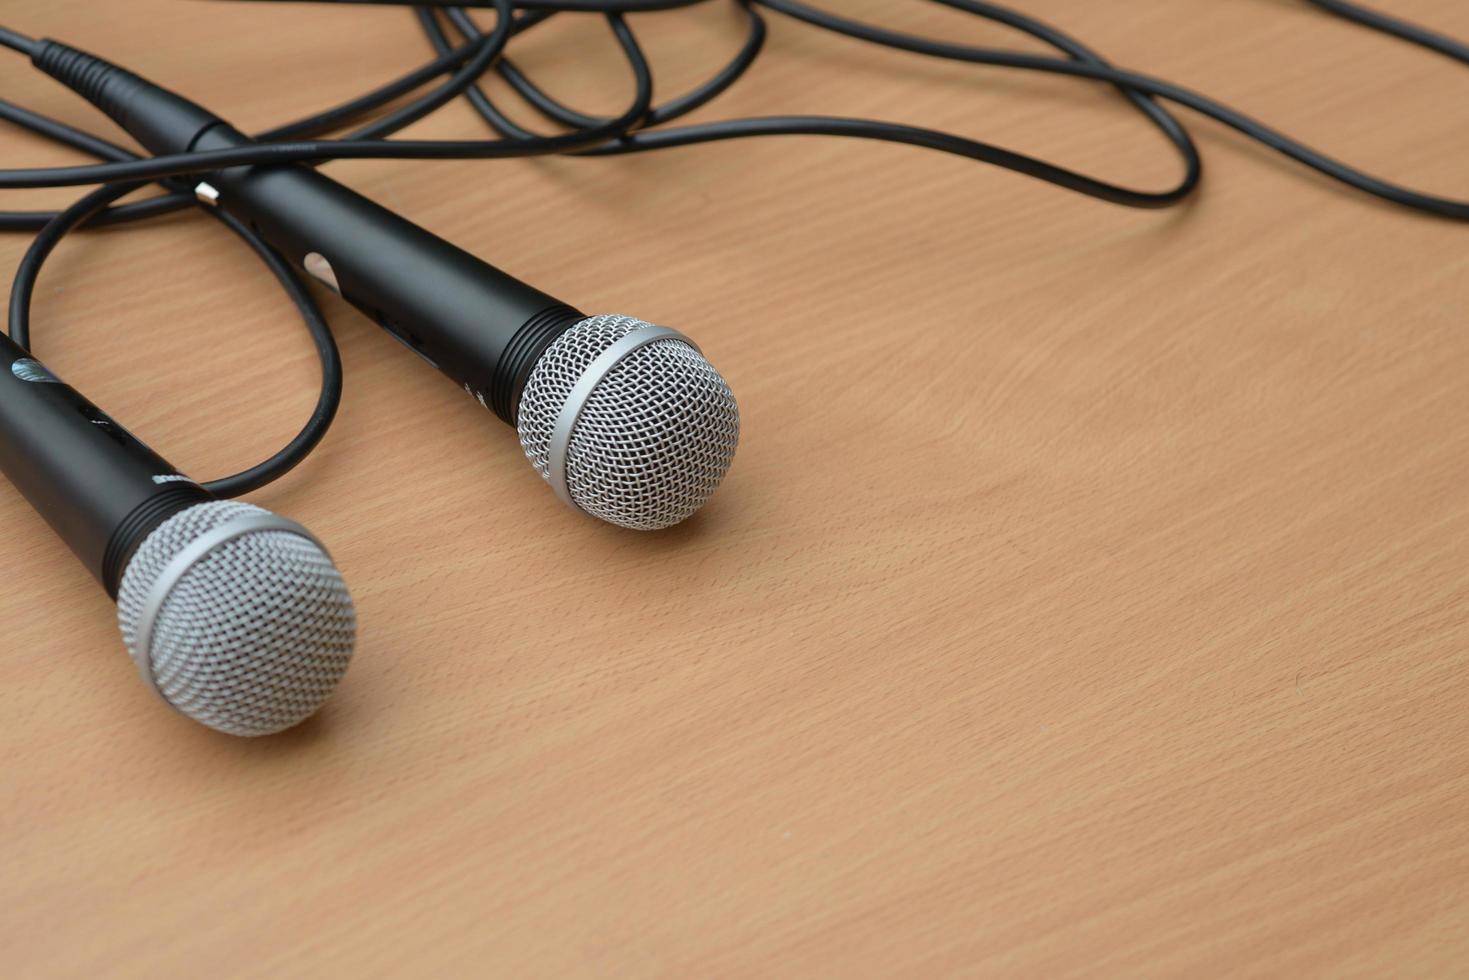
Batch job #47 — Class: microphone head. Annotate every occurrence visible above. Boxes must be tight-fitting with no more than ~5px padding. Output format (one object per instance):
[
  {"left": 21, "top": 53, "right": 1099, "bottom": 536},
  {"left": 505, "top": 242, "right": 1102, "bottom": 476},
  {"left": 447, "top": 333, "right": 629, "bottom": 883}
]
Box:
[
  {"left": 115, "top": 501, "right": 357, "bottom": 737},
  {"left": 516, "top": 315, "right": 740, "bottom": 530}
]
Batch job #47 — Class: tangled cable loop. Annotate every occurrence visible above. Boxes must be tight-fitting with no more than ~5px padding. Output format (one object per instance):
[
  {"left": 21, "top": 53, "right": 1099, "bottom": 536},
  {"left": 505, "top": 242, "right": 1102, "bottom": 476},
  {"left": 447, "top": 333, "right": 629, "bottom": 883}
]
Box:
[{"left": 0, "top": 0, "right": 1465, "bottom": 493}]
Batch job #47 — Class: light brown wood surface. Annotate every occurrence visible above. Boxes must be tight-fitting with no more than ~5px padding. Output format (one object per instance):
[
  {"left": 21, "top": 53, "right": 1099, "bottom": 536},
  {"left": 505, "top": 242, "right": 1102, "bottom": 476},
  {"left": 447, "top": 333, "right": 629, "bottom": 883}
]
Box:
[{"left": 2, "top": 1, "right": 1467, "bottom": 976}]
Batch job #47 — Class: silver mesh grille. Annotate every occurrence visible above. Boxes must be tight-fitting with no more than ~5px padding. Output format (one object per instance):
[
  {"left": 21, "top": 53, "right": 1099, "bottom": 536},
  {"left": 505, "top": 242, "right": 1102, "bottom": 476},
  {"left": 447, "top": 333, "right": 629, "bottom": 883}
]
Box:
[
  {"left": 117, "top": 502, "right": 357, "bottom": 737},
  {"left": 517, "top": 315, "right": 740, "bottom": 530}
]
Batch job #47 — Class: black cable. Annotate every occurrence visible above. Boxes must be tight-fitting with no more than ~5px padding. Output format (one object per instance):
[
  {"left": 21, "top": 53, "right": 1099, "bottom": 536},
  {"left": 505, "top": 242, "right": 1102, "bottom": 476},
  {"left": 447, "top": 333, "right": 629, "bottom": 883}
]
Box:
[
  {"left": 415, "top": 6, "right": 547, "bottom": 140},
  {"left": 0, "top": 1, "right": 638, "bottom": 497},
  {"left": 346, "top": 0, "right": 516, "bottom": 139},
  {"left": 0, "top": 11, "right": 502, "bottom": 230},
  {"left": 4, "top": 4, "right": 1168, "bottom": 231},
  {"left": 747, "top": 0, "right": 1469, "bottom": 218},
  {"left": 0, "top": 3, "right": 658, "bottom": 205},
  {"left": 223, "top": 0, "right": 717, "bottom": 10},
  {"left": 5, "top": 163, "right": 343, "bottom": 498},
  {"left": 1304, "top": 0, "right": 1469, "bottom": 66},
  {"left": 0, "top": 101, "right": 195, "bottom": 230},
  {"left": 0, "top": 0, "right": 1463, "bottom": 220},
  {"left": 412, "top": 6, "right": 655, "bottom": 141},
  {"left": 0, "top": 4, "right": 563, "bottom": 229},
  {"left": 440, "top": 0, "right": 768, "bottom": 131},
  {"left": 259, "top": 25, "right": 487, "bottom": 140},
  {"left": 0, "top": 25, "right": 38, "bottom": 56},
  {"left": 0, "top": 2, "right": 1193, "bottom": 205},
  {"left": 1, "top": 0, "right": 1467, "bottom": 497}
]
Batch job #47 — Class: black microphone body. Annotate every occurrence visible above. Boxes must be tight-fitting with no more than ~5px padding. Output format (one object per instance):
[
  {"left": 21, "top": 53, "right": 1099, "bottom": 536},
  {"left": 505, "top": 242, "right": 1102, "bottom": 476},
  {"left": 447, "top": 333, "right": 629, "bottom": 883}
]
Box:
[
  {"left": 0, "top": 332, "right": 209, "bottom": 596},
  {"left": 30, "top": 40, "right": 584, "bottom": 425},
  {"left": 0, "top": 337, "right": 358, "bottom": 738},
  {"left": 197, "top": 126, "right": 585, "bottom": 424},
  {"left": 30, "top": 38, "right": 741, "bottom": 531}
]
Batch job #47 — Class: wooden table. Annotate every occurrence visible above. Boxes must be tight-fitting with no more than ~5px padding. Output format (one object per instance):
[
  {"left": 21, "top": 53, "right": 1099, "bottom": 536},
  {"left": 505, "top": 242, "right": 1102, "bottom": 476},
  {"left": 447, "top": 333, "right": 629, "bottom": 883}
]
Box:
[{"left": 3, "top": 1, "right": 1467, "bottom": 974}]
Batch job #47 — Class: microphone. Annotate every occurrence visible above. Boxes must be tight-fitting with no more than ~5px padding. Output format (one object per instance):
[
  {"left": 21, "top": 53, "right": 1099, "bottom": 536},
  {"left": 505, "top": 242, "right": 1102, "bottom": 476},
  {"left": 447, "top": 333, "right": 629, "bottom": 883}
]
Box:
[
  {"left": 29, "top": 40, "right": 740, "bottom": 530},
  {"left": 0, "top": 332, "right": 357, "bottom": 736}
]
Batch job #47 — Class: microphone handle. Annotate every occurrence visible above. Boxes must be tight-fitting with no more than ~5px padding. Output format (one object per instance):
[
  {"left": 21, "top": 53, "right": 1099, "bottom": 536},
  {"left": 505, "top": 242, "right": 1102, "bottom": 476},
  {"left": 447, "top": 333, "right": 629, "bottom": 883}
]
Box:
[
  {"left": 195, "top": 126, "right": 585, "bottom": 425},
  {"left": 0, "top": 333, "right": 209, "bottom": 596},
  {"left": 30, "top": 40, "right": 585, "bottom": 426}
]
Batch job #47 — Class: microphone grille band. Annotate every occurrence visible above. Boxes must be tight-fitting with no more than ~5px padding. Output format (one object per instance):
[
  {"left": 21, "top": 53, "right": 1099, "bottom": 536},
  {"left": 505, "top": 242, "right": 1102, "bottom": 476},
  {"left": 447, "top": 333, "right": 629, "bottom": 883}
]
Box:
[
  {"left": 116, "top": 501, "right": 357, "bottom": 737},
  {"left": 517, "top": 315, "right": 740, "bottom": 530}
]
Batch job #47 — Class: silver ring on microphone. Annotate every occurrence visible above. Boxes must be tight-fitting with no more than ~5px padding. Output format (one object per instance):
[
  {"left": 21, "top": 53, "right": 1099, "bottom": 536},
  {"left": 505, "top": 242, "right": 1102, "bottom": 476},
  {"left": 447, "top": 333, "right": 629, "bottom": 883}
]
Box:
[{"left": 546, "top": 325, "right": 698, "bottom": 514}]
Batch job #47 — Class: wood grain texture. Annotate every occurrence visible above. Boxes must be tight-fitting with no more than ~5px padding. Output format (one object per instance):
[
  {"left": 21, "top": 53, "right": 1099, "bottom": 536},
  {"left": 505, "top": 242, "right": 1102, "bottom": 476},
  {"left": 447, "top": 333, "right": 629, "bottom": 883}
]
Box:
[{"left": 2, "top": 1, "right": 1468, "bottom": 975}]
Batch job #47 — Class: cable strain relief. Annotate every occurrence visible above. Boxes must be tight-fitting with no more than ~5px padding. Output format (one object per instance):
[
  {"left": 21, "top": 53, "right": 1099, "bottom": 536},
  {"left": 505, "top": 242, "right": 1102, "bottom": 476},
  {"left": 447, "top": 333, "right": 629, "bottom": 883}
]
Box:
[
  {"left": 493, "top": 304, "right": 584, "bottom": 426},
  {"left": 101, "top": 485, "right": 213, "bottom": 599},
  {"left": 31, "top": 39, "right": 222, "bottom": 157},
  {"left": 32, "top": 40, "right": 139, "bottom": 126}
]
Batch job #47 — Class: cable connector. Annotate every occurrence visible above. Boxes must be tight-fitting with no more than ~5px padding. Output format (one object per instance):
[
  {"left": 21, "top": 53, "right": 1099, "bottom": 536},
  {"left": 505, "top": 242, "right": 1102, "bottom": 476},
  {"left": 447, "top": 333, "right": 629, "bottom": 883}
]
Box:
[{"left": 31, "top": 40, "right": 225, "bottom": 157}]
